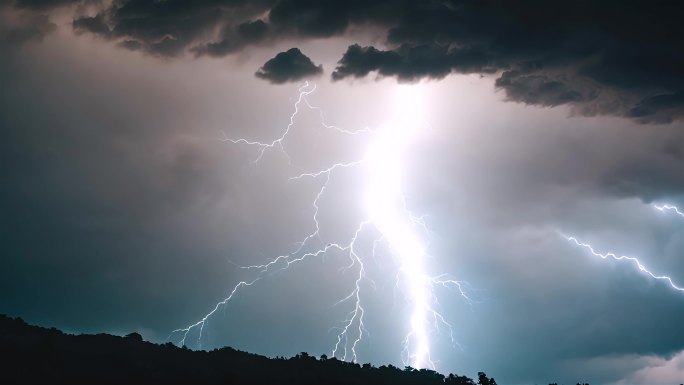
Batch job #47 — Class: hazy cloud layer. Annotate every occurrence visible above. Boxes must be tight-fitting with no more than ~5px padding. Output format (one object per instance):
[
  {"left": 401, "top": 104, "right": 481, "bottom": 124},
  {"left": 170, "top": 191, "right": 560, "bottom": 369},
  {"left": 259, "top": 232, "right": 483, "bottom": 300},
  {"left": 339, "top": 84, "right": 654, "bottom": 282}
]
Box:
[
  {"left": 3, "top": 0, "right": 683, "bottom": 122},
  {"left": 5, "top": 12, "right": 55, "bottom": 43}
]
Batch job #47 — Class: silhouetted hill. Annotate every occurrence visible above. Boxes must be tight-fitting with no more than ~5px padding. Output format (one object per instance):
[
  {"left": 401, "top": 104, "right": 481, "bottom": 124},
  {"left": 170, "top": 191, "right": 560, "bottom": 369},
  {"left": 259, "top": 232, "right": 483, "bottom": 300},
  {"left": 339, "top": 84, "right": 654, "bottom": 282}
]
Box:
[{"left": 0, "top": 314, "right": 587, "bottom": 385}]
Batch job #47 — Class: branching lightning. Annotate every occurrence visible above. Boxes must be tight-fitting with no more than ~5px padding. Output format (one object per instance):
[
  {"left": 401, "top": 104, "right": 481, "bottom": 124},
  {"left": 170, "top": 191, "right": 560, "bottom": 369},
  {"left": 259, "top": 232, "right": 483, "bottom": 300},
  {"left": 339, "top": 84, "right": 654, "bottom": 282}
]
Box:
[
  {"left": 563, "top": 235, "right": 684, "bottom": 292},
  {"left": 562, "top": 199, "right": 683, "bottom": 294},
  {"left": 653, "top": 204, "right": 684, "bottom": 219},
  {"left": 170, "top": 82, "right": 470, "bottom": 369}
]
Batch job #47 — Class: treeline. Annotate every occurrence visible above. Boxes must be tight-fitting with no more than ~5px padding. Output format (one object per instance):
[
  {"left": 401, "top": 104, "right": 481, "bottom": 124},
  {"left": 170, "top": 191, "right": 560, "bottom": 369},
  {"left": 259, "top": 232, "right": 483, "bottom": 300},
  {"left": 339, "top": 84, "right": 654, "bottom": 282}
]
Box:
[{"left": 1, "top": 314, "right": 587, "bottom": 385}]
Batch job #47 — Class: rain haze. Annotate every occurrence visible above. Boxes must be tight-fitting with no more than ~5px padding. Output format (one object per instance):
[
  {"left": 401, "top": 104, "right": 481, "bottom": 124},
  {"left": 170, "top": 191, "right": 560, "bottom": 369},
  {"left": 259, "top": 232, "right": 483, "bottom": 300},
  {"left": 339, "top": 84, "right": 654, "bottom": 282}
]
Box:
[{"left": 1, "top": 1, "right": 683, "bottom": 384}]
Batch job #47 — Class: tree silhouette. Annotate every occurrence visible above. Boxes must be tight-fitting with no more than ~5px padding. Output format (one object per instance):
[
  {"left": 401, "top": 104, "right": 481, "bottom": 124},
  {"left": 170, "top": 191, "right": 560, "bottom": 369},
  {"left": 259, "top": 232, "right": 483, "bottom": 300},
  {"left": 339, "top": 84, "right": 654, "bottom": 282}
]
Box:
[
  {"left": 446, "top": 373, "right": 476, "bottom": 385},
  {"left": 0, "top": 314, "right": 593, "bottom": 385},
  {"left": 478, "top": 371, "right": 498, "bottom": 385},
  {"left": 124, "top": 332, "right": 143, "bottom": 342}
]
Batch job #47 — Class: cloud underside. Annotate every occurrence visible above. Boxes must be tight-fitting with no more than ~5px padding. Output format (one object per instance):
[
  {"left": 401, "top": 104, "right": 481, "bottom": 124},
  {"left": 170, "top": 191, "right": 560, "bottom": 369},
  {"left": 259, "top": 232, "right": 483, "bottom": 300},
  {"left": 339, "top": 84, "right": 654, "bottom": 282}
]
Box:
[
  {"left": 255, "top": 48, "right": 322, "bottom": 84},
  {"left": 5, "top": 0, "right": 684, "bottom": 123}
]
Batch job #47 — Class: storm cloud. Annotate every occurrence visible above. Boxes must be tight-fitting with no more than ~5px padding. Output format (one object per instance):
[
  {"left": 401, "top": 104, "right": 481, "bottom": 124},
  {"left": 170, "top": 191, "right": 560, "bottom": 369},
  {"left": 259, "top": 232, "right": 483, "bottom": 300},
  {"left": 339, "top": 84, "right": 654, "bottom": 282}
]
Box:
[
  {"left": 255, "top": 47, "right": 322, "bottom": 84},
  {"left": 3, "top": 0, "right": 683, "bottom": 123}
]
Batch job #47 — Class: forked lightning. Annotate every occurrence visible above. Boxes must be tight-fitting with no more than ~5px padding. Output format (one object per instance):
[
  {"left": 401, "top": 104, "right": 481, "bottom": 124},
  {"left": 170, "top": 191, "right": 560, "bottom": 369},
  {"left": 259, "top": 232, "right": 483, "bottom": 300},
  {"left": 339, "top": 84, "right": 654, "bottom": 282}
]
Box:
[{"left": 170, "top": 82, "right": 470, "bottom": 370}]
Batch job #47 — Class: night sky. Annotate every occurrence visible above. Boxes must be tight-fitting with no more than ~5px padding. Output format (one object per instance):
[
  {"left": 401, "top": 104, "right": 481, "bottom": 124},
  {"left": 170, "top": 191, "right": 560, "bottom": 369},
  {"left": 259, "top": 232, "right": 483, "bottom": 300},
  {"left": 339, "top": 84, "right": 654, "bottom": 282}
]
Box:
[{"left": 1, "top": 1, "right": 683, "bottom": 384}]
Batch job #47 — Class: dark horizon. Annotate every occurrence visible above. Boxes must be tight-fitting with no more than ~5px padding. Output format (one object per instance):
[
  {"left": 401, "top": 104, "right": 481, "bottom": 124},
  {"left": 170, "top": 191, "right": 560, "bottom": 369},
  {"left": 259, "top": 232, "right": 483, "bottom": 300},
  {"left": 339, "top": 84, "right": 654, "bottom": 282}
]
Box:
[{"left": 3, "top": 313, "right": 591, "bottom": 385}]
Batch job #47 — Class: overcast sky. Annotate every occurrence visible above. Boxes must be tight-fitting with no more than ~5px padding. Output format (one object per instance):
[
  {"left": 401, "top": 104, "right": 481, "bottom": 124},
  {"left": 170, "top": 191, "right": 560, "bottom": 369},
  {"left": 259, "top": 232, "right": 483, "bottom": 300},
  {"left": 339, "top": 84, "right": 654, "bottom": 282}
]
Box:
[{"left": 1, "top": 1, "right": 683, "bottom": 384}]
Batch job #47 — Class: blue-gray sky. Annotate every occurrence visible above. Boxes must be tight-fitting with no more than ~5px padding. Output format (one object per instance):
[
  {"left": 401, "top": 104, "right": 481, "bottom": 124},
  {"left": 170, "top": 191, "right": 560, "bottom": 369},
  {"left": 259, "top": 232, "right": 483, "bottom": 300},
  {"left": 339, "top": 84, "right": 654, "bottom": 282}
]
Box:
[{"left": 1, "top": 1, "right": 683, "bottom": 384}]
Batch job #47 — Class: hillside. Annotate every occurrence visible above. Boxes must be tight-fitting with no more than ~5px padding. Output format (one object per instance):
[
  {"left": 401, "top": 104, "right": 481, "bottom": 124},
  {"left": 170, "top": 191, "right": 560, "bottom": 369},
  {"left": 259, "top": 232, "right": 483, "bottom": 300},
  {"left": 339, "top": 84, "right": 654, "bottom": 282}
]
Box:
[{"left": 0, "top": 314, "right": 571, "bottom": 385}]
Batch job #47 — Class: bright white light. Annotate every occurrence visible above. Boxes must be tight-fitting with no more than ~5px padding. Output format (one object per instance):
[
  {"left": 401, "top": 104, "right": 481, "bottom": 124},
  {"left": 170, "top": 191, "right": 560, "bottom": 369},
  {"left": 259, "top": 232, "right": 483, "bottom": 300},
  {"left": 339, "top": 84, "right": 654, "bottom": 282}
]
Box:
[
  {"left": 173, "top": 83, "right": 469, "bottom": 370},
  {"left": 366, "top": 85, "right": 433, "bottom": 368}
]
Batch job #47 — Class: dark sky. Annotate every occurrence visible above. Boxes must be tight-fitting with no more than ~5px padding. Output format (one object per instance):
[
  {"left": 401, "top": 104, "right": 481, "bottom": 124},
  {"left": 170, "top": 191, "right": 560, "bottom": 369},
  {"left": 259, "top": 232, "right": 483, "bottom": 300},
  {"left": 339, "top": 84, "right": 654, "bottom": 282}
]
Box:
[{"left": 1, "top": 1, "right": 683, "bottom": 384}]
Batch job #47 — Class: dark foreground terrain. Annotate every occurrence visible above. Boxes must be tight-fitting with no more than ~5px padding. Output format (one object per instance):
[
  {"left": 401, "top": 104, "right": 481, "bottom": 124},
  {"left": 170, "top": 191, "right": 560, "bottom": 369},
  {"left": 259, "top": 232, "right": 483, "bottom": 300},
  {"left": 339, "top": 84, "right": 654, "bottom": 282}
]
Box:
[{"left": 1, "top": 314, "right": 589, "bottom": 385}]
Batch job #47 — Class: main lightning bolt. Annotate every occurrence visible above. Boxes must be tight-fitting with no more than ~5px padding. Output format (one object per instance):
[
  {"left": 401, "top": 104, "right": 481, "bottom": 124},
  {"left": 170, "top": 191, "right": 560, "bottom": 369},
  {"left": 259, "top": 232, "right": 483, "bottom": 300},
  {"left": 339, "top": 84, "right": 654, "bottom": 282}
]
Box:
[{"left": 170, "top": 82, "right": 471, "bottom": 370}]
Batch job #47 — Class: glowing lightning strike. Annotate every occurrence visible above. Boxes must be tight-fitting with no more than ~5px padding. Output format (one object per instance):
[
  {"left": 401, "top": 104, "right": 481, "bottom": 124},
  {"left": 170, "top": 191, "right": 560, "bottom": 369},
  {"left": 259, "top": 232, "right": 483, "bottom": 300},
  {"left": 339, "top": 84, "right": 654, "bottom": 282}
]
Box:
[
  {"left": 564, "top": 236, "right": 684, "bottom": 292},
  {"left": 170, "top": 82, "right": 470, "bottom": 370},
  {"left": 364, "top": 89, "right": 470, "bottom": 369},
  {"left": 653, "top": 204, "right": 684, "bottom": 219}
]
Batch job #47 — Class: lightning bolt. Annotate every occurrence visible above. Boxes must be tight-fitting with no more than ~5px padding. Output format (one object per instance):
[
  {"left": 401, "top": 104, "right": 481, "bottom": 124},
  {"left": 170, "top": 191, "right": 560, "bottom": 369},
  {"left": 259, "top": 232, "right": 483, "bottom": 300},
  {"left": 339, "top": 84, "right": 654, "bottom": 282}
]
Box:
[
  {"left": 653, "top": 204, "right": 684, "bottom": 219},
  {"left": 169, "top": 82, "right": 471, "bottom": 370},
  {"left": 564, "top": 236, "right": 684, "bottom": 292}
]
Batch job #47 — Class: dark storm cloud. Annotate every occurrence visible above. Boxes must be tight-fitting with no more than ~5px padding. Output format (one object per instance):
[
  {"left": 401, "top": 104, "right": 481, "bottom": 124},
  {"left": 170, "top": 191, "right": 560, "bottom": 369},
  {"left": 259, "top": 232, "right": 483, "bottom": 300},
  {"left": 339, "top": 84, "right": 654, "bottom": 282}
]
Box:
[
  {"left": 255, "top": 47, "right": 322, "bottom": 84},
  {"left": 6, "top": 0, "right": 683, "bottom": 123},
  {"left": 191, "top": 19, "right": 271, "bottom": 57},
  {"left": 627, "top": 91, "right": 684, "bottom": 125},
  {"left": 329, "top": 0, "right": 684, "bottom": 123},
  {"left": 331, "top": 43, "right": 497, "bottom": 82},
  {"left": 71, "top": 0, "right": 275, "bottom": 57},
  {"left": 65, "top": 0, "right": 395, "bottom": 58},
  {"left": 72, "top": 13, "right": 110, "bottom": 37},
  {"left": 10, "top": 0, "right": 77, "bottom": 9},
  {"left": 494, "top": 70, "right": 591, "bottom": 107}
]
